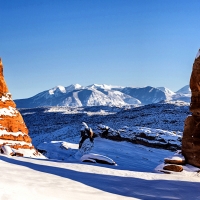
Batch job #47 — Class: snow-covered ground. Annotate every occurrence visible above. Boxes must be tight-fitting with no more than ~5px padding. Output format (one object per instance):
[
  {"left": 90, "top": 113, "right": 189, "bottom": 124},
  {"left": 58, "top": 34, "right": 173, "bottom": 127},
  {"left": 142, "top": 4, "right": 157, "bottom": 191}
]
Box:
[
  {"left": 1, "top": 137, "right": 200, "bottom": 199},
  {"left": 0, "top": 101, "right": 200, "bottom": 200},
  {"left": 20, "top": 102, "right": 189, "bottom": 144},
  {"left": 1, "top": 101, "right": 199, "bottom": 199},
  {"left": 37, "top": 137, "right": 174, "bottom": 172}
]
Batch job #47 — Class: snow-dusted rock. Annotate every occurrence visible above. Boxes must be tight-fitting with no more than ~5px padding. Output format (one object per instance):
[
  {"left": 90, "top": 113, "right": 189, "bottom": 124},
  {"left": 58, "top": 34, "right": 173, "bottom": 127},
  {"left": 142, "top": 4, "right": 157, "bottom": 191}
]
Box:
[
  {"left": 78, "top": 138, "right": 94, "bottom": 155},
  {"left": 1, "top": 145, "right": 15, "bottom": 156},
  {"left": 60, "top": 141, "right": 69, "bottom": 150},
  {"left": 97, "top": 124, "right": 181, "bottom": 150},
  {"left": 164, "top": 151, "right": 185, "bottom": 165},
  {"left": 164, "top": 157, "right": 185, "bottom": 165},
  {"left": 81, "top": 153, "right": 116, "bottom": 165},
  {"left": 155, "top": 151, "right": 200, "bottom": 174},
  {"left": 97, "top": 124, "right": 121, "bottom": 140},
  {"left": 163, "top": 164, "right": 183, "bottom": 172}
]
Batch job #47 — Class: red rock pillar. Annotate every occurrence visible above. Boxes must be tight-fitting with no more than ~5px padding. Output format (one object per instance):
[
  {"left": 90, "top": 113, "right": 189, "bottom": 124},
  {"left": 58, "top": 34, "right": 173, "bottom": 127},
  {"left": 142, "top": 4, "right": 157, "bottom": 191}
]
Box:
[
  {"left": 0, "top": 58, "right": 9, "bottom": 95},
  {"left": 182, "top": 49, "right": 200, "bottom": 167},
  {"left": 0, "top": 58, "right": 34, "bottom": 150}
]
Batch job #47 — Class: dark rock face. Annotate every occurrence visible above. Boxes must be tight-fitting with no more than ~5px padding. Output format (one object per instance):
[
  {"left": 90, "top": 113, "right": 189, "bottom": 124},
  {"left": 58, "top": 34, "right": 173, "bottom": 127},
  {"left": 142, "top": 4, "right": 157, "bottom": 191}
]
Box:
[{"left": 182, "top": 49, "right": 200, "bottom": 167}]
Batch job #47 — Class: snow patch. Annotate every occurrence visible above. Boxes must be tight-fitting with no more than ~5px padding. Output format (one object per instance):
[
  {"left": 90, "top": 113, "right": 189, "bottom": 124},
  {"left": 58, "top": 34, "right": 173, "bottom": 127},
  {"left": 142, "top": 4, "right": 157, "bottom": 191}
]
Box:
[
  {"left": 0, "top": 93, "right": 12, "bottom": 102},
  {"left": 0, "top": 106, "right": 18, "bottom": 116},
  {"left": 157, "top": 87, "right": 175, "bottom": 95},
  {"left": 14, "top": 148, "right": 46, "bottom": 158},
  {"left": 87, "top": 84, "right": 122, "bottom": 90},
  {"left": 164, "top": 155, "right": 185, "bottom": 162},
  {"left": 0, "top": 130, "right": 26, "bottom": 137},
  {"left": 0, "top": 139, "right": 32, "bottom": 147},
  {"left": 49, "top": 85, "right": 66, "bottom": 95}
]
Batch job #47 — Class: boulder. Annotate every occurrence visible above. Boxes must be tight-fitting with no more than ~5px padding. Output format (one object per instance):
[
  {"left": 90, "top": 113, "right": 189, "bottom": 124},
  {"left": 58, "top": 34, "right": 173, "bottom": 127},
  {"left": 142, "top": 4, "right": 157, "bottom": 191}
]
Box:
[
  {"left": 1, "top": 145, "right": 15, "bottom": 156},
  {"left": 164, "top": 157, "right": 185, "bottom": 165},
  {"left": 79, "top": 138, "right": 94, "bottom": 155},
  {"left": 163, "top": 164, "right": 183, "bottom": 172}
]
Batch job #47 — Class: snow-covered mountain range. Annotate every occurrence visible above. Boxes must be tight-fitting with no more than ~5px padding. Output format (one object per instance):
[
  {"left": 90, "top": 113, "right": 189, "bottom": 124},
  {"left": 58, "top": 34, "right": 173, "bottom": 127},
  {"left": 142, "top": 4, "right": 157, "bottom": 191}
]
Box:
[{"left": 14, "top": 84, "right": 191, "bottom": 108}]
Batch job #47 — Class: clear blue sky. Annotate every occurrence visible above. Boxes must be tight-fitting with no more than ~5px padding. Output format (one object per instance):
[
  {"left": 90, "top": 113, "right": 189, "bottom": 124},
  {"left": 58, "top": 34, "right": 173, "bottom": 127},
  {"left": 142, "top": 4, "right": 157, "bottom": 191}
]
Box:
[{"left": 0, "top": 0, "right": 200, "bottom": 99}]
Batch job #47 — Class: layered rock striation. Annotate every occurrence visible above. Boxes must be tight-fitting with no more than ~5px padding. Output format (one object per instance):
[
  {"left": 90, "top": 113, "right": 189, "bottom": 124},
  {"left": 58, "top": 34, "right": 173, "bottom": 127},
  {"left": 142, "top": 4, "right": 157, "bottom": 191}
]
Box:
[
  {"left": 182, "top": 49, "right": 200, "bottom": 167},
  {"left": 0, "top": 58, "right": 36, "bottom": 153}
]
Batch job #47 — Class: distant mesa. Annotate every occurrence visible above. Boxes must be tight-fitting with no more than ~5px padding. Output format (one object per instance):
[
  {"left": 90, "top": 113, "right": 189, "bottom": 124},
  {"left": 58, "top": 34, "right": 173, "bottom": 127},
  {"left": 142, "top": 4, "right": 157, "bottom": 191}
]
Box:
[{"left": 0, "top": 58, "right": 43, "bottom": 158}]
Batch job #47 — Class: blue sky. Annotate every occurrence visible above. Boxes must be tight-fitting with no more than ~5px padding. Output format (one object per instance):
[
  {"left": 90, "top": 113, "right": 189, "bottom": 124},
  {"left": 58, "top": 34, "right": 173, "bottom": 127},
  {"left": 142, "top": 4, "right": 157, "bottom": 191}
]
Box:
[{"left": 0, "top": 0, "right": 200, "bottom": 99}]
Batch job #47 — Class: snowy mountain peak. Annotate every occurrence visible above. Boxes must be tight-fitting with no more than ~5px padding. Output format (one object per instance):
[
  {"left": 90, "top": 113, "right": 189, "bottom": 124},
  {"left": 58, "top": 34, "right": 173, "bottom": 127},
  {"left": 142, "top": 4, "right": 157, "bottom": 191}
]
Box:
[
  {"left": 157, "top": 87, "right": 175, "bottom": 95},
  {"left": 70, "top": 83, "right": 82, "bottom": 89},
  {"left": 87, "top": 83, "right": 124, "bottom": 90},
  {"left": 196, "top": 49, "right": 200, "bottom": 59},
  {"left": 87, "top": 84, "right": 112, "bottom": 90},
  {"left": 176, "top": 85, "right": 191, "bottom": 94},
  {"left": 49, "top": 85, "right": 66, "bottom": 95},
  {"left": 65, "top": 84, "right": 83, "bottom": 92}
]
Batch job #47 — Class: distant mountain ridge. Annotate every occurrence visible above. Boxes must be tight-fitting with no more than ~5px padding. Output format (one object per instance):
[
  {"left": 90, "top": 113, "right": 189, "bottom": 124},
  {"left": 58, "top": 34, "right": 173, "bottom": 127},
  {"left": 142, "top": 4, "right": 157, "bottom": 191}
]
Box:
[{"left": 14, "top": 84, "right": 191, "bottom": 108}]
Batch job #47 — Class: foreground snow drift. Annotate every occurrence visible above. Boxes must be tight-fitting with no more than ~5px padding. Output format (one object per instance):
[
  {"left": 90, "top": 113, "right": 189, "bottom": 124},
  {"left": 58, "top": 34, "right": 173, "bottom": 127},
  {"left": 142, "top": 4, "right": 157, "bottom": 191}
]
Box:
[
  {"left": 37, "top": 137, "right": 174, "bottom": 171},
  {"left": 1, "top": 154, "right": 200, "bottom": 200},
  {"left": 2, "top": 136, "right": 200, "bottom": 199}
]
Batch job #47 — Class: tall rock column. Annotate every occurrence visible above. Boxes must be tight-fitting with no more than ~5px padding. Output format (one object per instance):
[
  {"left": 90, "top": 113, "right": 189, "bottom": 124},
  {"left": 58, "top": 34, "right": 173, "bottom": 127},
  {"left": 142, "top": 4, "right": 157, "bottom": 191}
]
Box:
[
  {"left": 0, "top": 58, "right": 39, "bottom": 156},
  {"left": 182, "top": 49, "right": 200, "bottom": 167}
]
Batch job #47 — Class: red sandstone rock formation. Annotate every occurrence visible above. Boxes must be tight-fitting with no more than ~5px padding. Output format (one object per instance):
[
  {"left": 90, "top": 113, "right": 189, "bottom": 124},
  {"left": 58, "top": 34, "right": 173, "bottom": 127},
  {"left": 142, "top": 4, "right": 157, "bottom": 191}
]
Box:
[
  {"left": 163, "top": 164, "right": 183, "bottom": 172},
  {"left": 0, "top": 58, "right": 9, "bottom": 94},
  {"left": 0, "top": 58, "right": 35, "bottom": 152},
  {"left": 190, "top": 49, "right": 200, "bottom": 115},
  {"left": 182, "top": 49, "right": 200, "bottom": 167}
]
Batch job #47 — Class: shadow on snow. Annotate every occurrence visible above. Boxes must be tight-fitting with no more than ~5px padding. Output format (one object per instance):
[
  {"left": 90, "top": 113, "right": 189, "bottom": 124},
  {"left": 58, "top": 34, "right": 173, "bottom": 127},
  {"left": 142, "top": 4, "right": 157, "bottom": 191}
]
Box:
[{"left": 1, "top": 155, "right": 200, "bottom": 199}]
